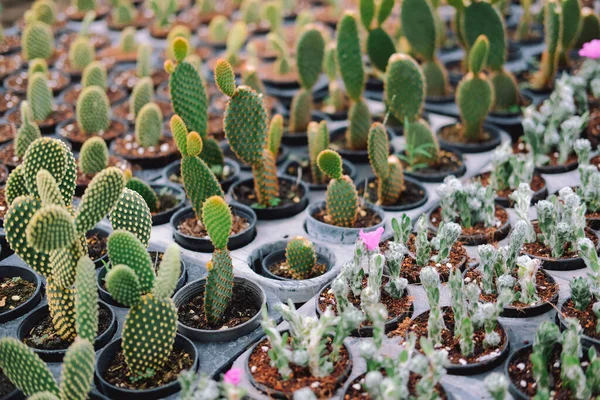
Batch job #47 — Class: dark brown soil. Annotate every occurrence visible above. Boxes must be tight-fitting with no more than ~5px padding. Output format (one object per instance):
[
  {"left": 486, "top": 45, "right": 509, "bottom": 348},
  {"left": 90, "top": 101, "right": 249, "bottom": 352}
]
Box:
[
  {"left": 429, "top": 206, "right": 509, "bottom": 238},
  {"left": 587, "top": 110, "right": 600, "bottom": 148},
  {"left": 344, "top": 372, "right": 448, "bottom": 400},
  {"left": 153, "top": 191, "right": 180, "bottom": 215},
  {"left": 7, "top": 104, "right": 74, "bottom": 129},
  {"left": 591, "top": 154, "right": 600, "bottom": 168},
  {"left": 400, "top": 149, "right": 464, "bottom": 175},
  {"left": 63, "top": 84, "right": 126, "bottom": 105},
  {"left": 0, "top": 164, "right": 8, "bottom": 183},
  {"left": 358, "top": 178, "right": 426, "bottom": 208},
  {"left": 0, "top": 91, "right": 21, "bottom": 116},
  {"left": 76, "top": 156, "right": 130, "bottom": 187},
  {"left": 112, "top": 100, "right": 172, "bottom": 123},
  {"left": 268, "top": 260, "right": 327, "bottom": 280},
  {"left": 0, "top": 143, "right": 21, "bottom": 169},
  {"left": 0, "top": 276, "right": 36, "bottom": 313},
  {"left": 439, "top": 123, "right": 493, "bottom": 144},
  {"left": 23, "top": 307, "right": 111, "bottom": 350},
  {"left": 112, "top": 67, "right": 170, "bottom": 91},
  {"left": 58, "top": 120, "right": 126, "bottom": 146},
  {"left": 0, "top": 368, "right": 17, "bottom": 398},
  {"left": 318, "top": 276, "right": 413, "bottom": 328},
  {"left": 59, "top": 57, "right": 116, "bottom": 77},
  {"left": 513, "top": 140, "right": 578, "bottom": 167},
  {"left": 103, "top": 346, "right": 193, "bottom": 390},
  {"left": 87, "top": 231, "right": 107, "bottom": 262},
  {"left": 0, "top": 55, "right": 22, "bottom": 80},
  {"left": 0, "top": 188, "right": 8, "bottom": 220},
  {"left": 249, "top": 337, "right": 351, "bottom": 399},
  {"left": 57, "top": 32, "right": 110, "bottom": 50},
  {"left": 522, "top": 223, "right": 598, "bottom": 260},
  {"left": 113, "top": 134, "right": 178, "bottom": 160},
  {"left": 177, "top": 213, "right": 249, "bottom": 238},
  {"left": 476, "top": 171, "right": 546, "bottom": 199},
  {"left": 5, "top": 70, "right": 70, "bottom": 94},
  {"left": 313, "top": 205, "right": 382, "bottom": 228},
  {"left": 177, "top": 283, "right": 260, "bottom": 330},
  {"left": 231, "top": 178, "right": 305, "bottom": 209},
  {"left": 562, "top": 299, "right": 600, "bottom": 339}
]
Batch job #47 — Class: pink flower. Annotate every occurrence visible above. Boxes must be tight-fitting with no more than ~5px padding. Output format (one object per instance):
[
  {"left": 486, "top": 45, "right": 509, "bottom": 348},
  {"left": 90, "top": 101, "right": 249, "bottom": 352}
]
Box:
[
  {"left": 359, "top": 227, "right": 384, "bottom": 251},
  {"left": 579, "top": 39, "right": 600, "bottom": 59},
  {"left": 223, "top": 368, "right": 242, "bottom": 386}
]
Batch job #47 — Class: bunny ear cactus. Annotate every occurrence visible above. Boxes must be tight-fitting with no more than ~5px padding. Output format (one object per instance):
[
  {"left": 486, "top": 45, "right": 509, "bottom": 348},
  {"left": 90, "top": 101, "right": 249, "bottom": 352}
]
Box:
[
  {"left": 166, "top": 25, "right": 191, "bottom": 60},
  {"left": 135, "top": 102, "right": 163, "bottom": 147},
  {"left": 32, "top": 0, "right": 58, "bottom": 26},
  {"left": 124, "top": 171, "right": 159, "bottom": 212},
  {"left": 112, "top": 0, "right": 135, "bottom": 26},
  {"left": 225, "top": 22, "right": 249, "bottom": 67},
  {"left": 22, "top": 20, "right": 54, "bottom": 61},
  {"left": 28, "top": 58, "right": 49, "bottom": 77},
  {"left": 286, "top": 237, "right": 317, "bottom": 279},
  {"left": 456, "top": 35, "right": 494, "bottom": 141},
  {"left": 79, "top": 137, "right": 108, "bottom": 175},
  {"left": 15, "top": 102, "right": 42, "bottom": 158},
  {"left": 359, "top": 0, "right": 396, "bottom": 72},
  {"left": 289, "top": 26, "right": 325, "bottom": 133},
  {"left": 68, "top": 37, "right": 95, "bottom": 72},
  {"left": 150, "top": 0, "right": 177, "bottom": 29},
  {"left": 268, "top": 32, "right": 292, "bottom": 75},
  {"left": 323, "top": 43, "right": 345, "bottom": 113},
  {"left": 367, "top": 122, "right": 405, "bottom": 205},
  {"left": 136, "top": 43, "right": 153, "bottom": 78},
  {"left": 202, "top": 196, "right": 234, "bottom": 324},
  {"left": 559, "top": 0, "right": 581, "bottom": 68},
  {"left": 318, "top": 149, "right": 358, "bottom": 227},
  {"left": 76, "top": 86, "right": 110, "bottom": 135},
  {"left": 208, "top": 15, "right": 229, "bottom": 43},
  {"left": 74, "top": 0, "right": 96, "bottom": 13},
  {"left": 530, "top": 0, "right": 562, "bottom": 91},
  {"left": 81, "top": 61, "right": 107, "bottom": 89},
  {"left": 215, "top": 59, "right": 280, "bottom": 207},
  {"left": 576, "top": 8, "right": 600, "bottom": 48},
  {"left": 308, "top": 121, "right": 329, "bottom": 184},
  {"left": 267, "top": 114, "right": 284, "bottom": 156},
  {"left": 119, "top": 26, "right": 137, "bottom": 53},
  {"left": 27, "top": 72, "right": 53, "bottom": 122},
  {"left": 242, "top": 65, "right": 265, "bottom": 94},
  {"left": 130, "top": 76, "right": 154, "bottom": 118}
]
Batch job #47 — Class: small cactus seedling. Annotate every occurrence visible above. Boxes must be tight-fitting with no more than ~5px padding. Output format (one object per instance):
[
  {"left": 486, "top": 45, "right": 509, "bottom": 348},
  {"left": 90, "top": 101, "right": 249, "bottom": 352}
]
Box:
[
  {"left": 456, "top": 35, "right": 494, "bottom": 141},
  {"left": 79, "top": 137, "right": 108, "bottom": 175},
  {"left": 215, "top": 59, "right": 280, "bottom": 207},
  {"left": 76, "top": 86, "right": 110, "bottom": 135},
  {"left": 322, "top": 42, "right": 345, "bottom": 113},
  {"left": 130, "top": 76, "right": 154, "bottom": 118},
  {"left": 105, "top": 231, "right": 181, "bottom": 380},
  {"left": 68, "top": 36, "right": 95, "bottom": 72},
  {"left": 285, "top": 237, "right": 318, "bottom": 279},
  {"left": 119, "top": 27, "right": 137, "bottom": 53},
  {"left": 81, "top": 61, "right": 107, "bottom": 89},
  {"left": 135, "top": 102, "right": 163, "bottom": 148},
  {"left": 150, "top": 0, "right": 177, "bottom": 29},
  {"left": 27, "top": 72, "right": 54, "bottom": 122},
  {"left": 359, "top": 0, "right": 396, "bottom": 72},
  {"left": 317, "top": 149, "right": 358, "bottom": 227},
  {"left": 136, "top": 43, "right": 152, "bottom": 78},
  {"left": 530, "top": 0, "right": 562, "bottom": 91},
  {"left": 337, "top": 12, "right": 371, "bottom": 150},
  {"left": 22, "top": 20, "right": 54, "bottom": 61},
  {"left": 124, "top": 170, "right": 159, "bottom": 212},
  {"left": 307, "top": 121, "right": 329, "bottom": 185},
  {"left": 268, "top": 32, "right": 292, "bottom": 75},
  {"left": 288, "top": 26, "right": 325, "bottom": 133},
  {"left": 367, "top": 122, "right": 405, "bottom": 205},
  {"left": 15, "top": 102, "right": 42, "bottom": 159}
]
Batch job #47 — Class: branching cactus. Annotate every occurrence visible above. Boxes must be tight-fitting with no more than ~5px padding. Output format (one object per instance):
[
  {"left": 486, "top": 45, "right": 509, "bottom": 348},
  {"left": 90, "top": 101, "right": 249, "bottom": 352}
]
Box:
[
  {"left": 367, "top": 122, "right": 405, "bottom": 205},
  {"left": 135, "top": 102, "right": 163, "bottom": 147},
  {"left": 242, "top": 65, "right": 265, "bottom": 94},
  {"left": 285, "top": 237, "right": 318, "bottom": 279},
  {"left": 15, "top": 102, "right": 42, "bottom": 159},
  {"left": 76, "top": 86, "right": 110, "bottom": 135},
  {"left": 289, "top": 26, "right": 325, "bottom": 133},
  {"left": 79, "top": 137, "right": 108, "bottom": 175},
  {"left": 317, "top": 149, "right": 358, "bottom": 227},
  {"left": 27, "top": 72, "right": 54, "bottom": 122},
  {"left": 530, "top": 321, "right": 561, "bottom": 397},
  {"left": 431, "top": 222, "right": 462, "bottom": 264},
  {"left": 215, "top": 59, "right": 280, "bottom": 207},
  {"left": 150, "top": 0, "right": 177, "bottom": 29},
  {"left": 401, "top": 0, "right": 450, "bottom": 97},
  {"left": 261, "top": 0, "right": 283, "bottom": 34},
  {"left": 105, "top": 232, "right": 181, "bottom": 380},
  {"left": 307, "top": 121, "right": 329, "bottom": 184},
  {"left": 358, "top": 0, "right": 396, "bottom": 72},
  {"left": 337, "top": 12, "right": 371, "bottom": 150},
  {"left": 509, "top": 183, "right": 535, "bottom": 242},
  {"left": 578, "top": 164, "right": 600, "bottom": 213},
  {"left": 383, "top": 242, "right": 408, "bottom": 298},
  {"left": 322, "top": 42, "right": 345, "bottom": 113},
  {"left": 68, "top": 36, "right": 95, "bottom": 72},
  {"left": 530, "top": 0, "right": 562, "bottom": 91},
  {"left": 22, "top": 20, "right": 54, "bottom": 61},
  {"left": 119, "top": 27, "right": 137, "bottom": 53},
  {"left": 82, "top": 61, "right": 107, "bottom": 89},
  {"left": 166, "top": 37, "right": 224, "bottom": 168}
]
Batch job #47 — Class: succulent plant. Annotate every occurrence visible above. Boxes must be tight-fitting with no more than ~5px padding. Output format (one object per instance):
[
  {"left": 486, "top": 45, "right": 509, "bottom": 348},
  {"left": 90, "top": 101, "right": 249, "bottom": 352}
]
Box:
[
  {"left": 166, "top": 25, "right": 191, "bottom": 61},
  {"left": 317, "top": 149, "right": 358, "bottom": 227},
  {"left": 30, "top": 0, "right": 58, "bottom": 25},
  {"left": 559, "top": 0, "right": 581, "bottom": 68},
  {"left": 22, "top": 20, "right": 54, "bottom": 61},
  {"left": 322, "top": 42, "right": 345, "bottom": 113},
  {"left": 224, "top": 21, "right": 248, "bottom": 67},
  {"left": 15, "top": 102, "right": 42, "bottom": 159},
  {"left": 261, "top": 0, "right": 283, "bottom": 34},
  {"left": 81, "top": 61, "right": 107, "bottom": 89},
  {"left": 358, "top": 0, "right": 396, "bottom": 72},
  {"left": 367, "top": 122, "right": 405, "bottom": 205},
  {"left": 516, "top": 0, "right": 532, "bottom": 42},
  {"left": 76, "top": 86, "right": 110, "bottom": 135},
  {"left": 485, "top": 373, "right": 509, "bottom": 400},
  {"left": 74, "top": 0, "right": 96, "bottom": 12},
  {"left": 570, "top": 277, "right": 591, "bottom": 311},
  {"left": 489, "top": 142, "right": 534, "bottom": 192},
  {"left": 268, "top": 32, "right": 292, "bottom": 75},
  {"left": 105, "top": 231, "right": 181, "bottom": 380},
  {"left": 124, "top": 170, "right": 159, "bottom": 212},
  {"left": 28, "top": 58, "right": 49, "bottom": 77},
  {"left": 576, "top": 8, "right": 600, "bottom": 48},
  {"left": 79, "top": 137, "right": 108, "bottom": 175},
  {"left": 530, "top": 0, "right": 561, "bottom": 91},
  {"left": 242, "top": 65, "right": 265, "bottom": 94},
  {"left": 307, "top": 121, "right": 329, "bottom": 185},
  {"left": 437, "top": 175, "right": 496, "bottom": 229},
  {"left": 285, "top": 237, "right": 318, "bottom": 280},
  {"left": 150, "top": 0, "right": 177, "bottom": 29},
  {"left": 27, "top": 71, "right": 54, "bottom": 122},
  {"left": 208, "top": 15, "right": 228, "bottom": 43},
  {"left": 112, "top": 0, "right": 136, "bottom": 25},
  {"left": 136, "top": 43, "right": 152, "bottom": 78},
  {"left": 130, "top": 76, "right": 154, "bottom": 118},
  {"left": 68, "top": 36, "right": 95, "bottom": 72},
  {"left": 135, "top": 102, "right": 163, "bottom": 147},
  {"left": 119, "top": 26, "right": 137, "bottom": 53},
  {"left": 179, "top": 369, "right": 247, "bottom": 400}
]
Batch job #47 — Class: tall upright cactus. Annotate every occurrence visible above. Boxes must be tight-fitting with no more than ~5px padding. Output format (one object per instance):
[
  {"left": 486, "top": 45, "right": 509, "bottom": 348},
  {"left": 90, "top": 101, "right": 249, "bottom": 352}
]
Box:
[
  {"left": 317, "top": 149, "right": 358, "bottom": 227},
  {"left": 22, "top": 20, "right": 54, "bottom": 61},
  {"left": 286, "top": 237, "right": 317, "bottom": 279},
  {"left": 359, "top": 0, "right": 396, "bottom": 72},
  {"left": 456, "top": 35, "right": 494, "bottom": 141},
  {"left": 337, "top": 12, "right": 371, "bottom": 150},
  {"left": 202, "top": 196, "right": 234, "bottom": 324},
  {"left": 15, "top": 102, "right": 42, "bottom": 159},
  {"left": 401, "top": 0, "right": 451, "bottom": 97},
  {"left": 79, "top": 137, "right": 108, "bottom": 175},
  {"left": 516, "top": 0, "right": 532, "bottom": 42},
  {"left": 76, "top": 86, "right": 110, "bottom": 135},
  {"left": 367, "top": 122, "right": 405, "bottom": 205},
  {"left": 308, "top": 121, "right": 329, "bottom": 184},
  {"left": 215, "top": 59, "right": 280, "bottom": 207},
  {"left": 27, "top": 72, "right": 53, "bottom": 122},
  {"left": 559, "top": 0, "right": 581, "bottom": 68},
  {"left": 288, "top": 26, "right": 325, "bottom": 133},
  {"left": 322, "top": 42, "right": 345, "bottom": 113},
  {"left": 530, "top": 0, "right": 562, "bottom": 91},
  {"left": 68, "top": 36, "right": 95, "bottom": 72},
  {"left": 105, "top": 232, "right": 181, "bottom": 380},
  {"left": 82, "top": 61, "right": 107, "bottom": 89},
  {"left": 165, "top": 37, "right": 224, "bottom": 168}
]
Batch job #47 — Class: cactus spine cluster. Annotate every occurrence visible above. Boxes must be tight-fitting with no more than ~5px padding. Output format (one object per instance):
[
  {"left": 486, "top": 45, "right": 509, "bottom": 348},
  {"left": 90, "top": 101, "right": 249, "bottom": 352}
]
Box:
[
  {"left": 68, "top": 36, "right": 95, "bottom": 72},
  {"left": 286, "top": 237, "right": 317, "bottom": 279},
  {"left": 76, "top": 86, "right": 110, "bottom": 134},
  {"left": 105, "top": 231, "right": 181, "bottom": 380},
  {"left": 317, "top": 149, "right": 358, "bottom": 227},
  {"left": 202, "top": 196, "right": 234, "bottom": 324},
  {"left": 22, "top": 20, "right": 54, "bottom": 61},
  {"left": 456, "top": 35, "right": 494, "bottom": 141},
  {"left": 15, "top": 102, "right": 42, "bottom": 158},
  {"left": 135, "top": 102, "right": 163, "bottom": 147},
  {"left": 359, "top": 0, "right": 396, "bottom": 72},
  {"left": 215, "top": 59, "right": 280, "bottom": 207},
  {"left": 82, "top": 61, "right": 107, "bottom": 89},
  {"left": 308, "top": 121, "right": 330, "bottom": 184},
  {"left": 530, "top": 0, "right": 562, "bottom": 91},
  {"left": 367, "top": 122, "right": 405, "bottom": 205},
  {"left": 79, "top": 137, "right": 108, "bottom": 175},
  {"left": 288, "top": 26, "right": 325, "bottom": 133},
  {"left": 27, "top": 72, "right": 54, "bottom": 122},
  {"left": 337, "top": 12, "right": 371, "bottom": 150}
]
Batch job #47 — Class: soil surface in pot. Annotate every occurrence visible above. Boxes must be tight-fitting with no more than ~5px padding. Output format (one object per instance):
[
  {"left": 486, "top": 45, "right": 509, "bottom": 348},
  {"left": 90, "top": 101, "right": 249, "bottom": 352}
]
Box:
[
  {"left": 87, "top": 231, "right": 107, "bottom": 262},
  {"left": 344, "top": 372, "right": 448, "bottom": 400},
  {"left": 57, "top": 32, "right": 109, "bottom": 50},
  {"left": 464, "top": 268, "right": 558, "bottom": 309},
  {"left": 7, "top": 104, "right": 74, "bottom": 129},
  {"left": 0, "top": 369, "right": 16, "bottom": 398},
  {"left": 522, "top": 223, "right": 598, "bottom": 260},
  {"left": 0, "top": 56, "right": 21, "bottom": 80},
  {"left": 438, "top": 124, "right": 495, "bottom": 145},
  {"left": 0, "top": 36, "right": 20, "bottom": 53},
  {"left": 429, "top": 206, "right": 509, "bottom": 237},
  {"left": 178, "top": 213, "right": 249, "bottom": 238},
  {"left": 268, "top": 260, "right": 328, "bottom": 280},
  {"left": 166, "top": 159, "right": 233, "bottom": 185},
  {"left": 400, "top": 149, "right": 463, "bottom": 175},
  {"left": 177, "top": 283, "right": 260, "bottom": 330},
  {"left": 249, "top": 336, "right": 350, "bottom": 399},
  {"left": 231, "top": 178, "right": 304, "bottom": 209},
  {"left": 152, "top": 191, "right": 181, "bottom": 216},
  {"left": 562, "top": 299, "right": 600, "bottom": 340},
  {"left": 59, "top": 120, "right": 125, "bottom": 146},
  {"left": 259, "top": 63, "right": 299, "bottom": 85},
  {"left": 97, "top": 46, "right": 137, "bottom": 63},
  {"left": 113, "top": 135, "right": 178, "bottom": 160},
  {"left": 0, "top": 92, "right": 21, "bottom": 115},
  {"left": 103, "top": 345, "right": 194, "bottom": 390},
  {"left": 23, "top": 307, "right": 111, "bottom": 350},
  {"left": 0, "top": 276, "right": 36, "bottom": 313},
  {"left": 318, "top": 276, "right": 413, "bottom": 328},
  {"left": 330, "top": 133, "right": 367, "bottom": 152},
  {"left": 476, "top": 171, "right": 546, "bottom": 199},
  {"left": 513, "top": 141, "right": 578, "bottom": 168},
  {"left": 6, "top": 70, "right": 69, "bottom": 94},
  {"left": 312, "top": 206, "right": 382, "bottom": 228},
  {"left": 0, "top": 143, "right": 21, "bottom": 168},
  {"left": 357, "top": 179, "right": 426, "bottom": 209}
]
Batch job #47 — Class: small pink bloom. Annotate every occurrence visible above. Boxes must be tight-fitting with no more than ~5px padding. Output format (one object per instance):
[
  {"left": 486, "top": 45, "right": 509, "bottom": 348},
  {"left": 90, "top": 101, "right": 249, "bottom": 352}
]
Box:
[
  {"left": 224, "top": 368, "right": 242, "bottom": 386},
  {"left": 359, "top": 227, "right": 384, "bottom": 251},
  {"left": 579, "top": 39, "right": 600, "bottom": 59}
]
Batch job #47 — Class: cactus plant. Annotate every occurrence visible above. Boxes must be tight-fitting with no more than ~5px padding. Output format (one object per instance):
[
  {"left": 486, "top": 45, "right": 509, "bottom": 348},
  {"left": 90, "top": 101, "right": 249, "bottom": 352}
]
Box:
[
  {"left": 119, "top": 26, "right": 137, "bottom": 53},
  {"left": 516, "top": 0, "right": 533, "bottom": 42},
  {"left": 224, "top": 22, "right": 248, "bottom": 67},
  {"left": 76, "top": 86, "right": 110, "bottom": 135},
  {"left": 530, "top": 0, "right": 562, "bottom": 91},
  {"left": 124, "top": 170, "right": 159, "bottom": 212},
  {"left": 68, "top": 36, "right": 95, "bottom": 72},
  {"left": 31, "top": 0, "right": 58, "bottom": 26},
  {"left": 136, "top": 43, "right": 152, "bottom": 78},
  {"left": 166, "top": 25, "right": 191, "bottom": 61},
  {"left": 367, "top": 122, "right": 405, "bottom": 205},
  {"left": 79, "top": 137, "right": 108, "bottom": 175},
  {"left": 268, "top": 32, "right": 292, "bottom": 75},
  {"left": 130, "top": 76, "right": 154, "bottom": 118},
  {"left": 285, "top": 237, "right": 318, "bottom": 279},
  {"left": 27, "top": 72, "right": 53, "bottom": 122},
  {"left": 15, "top": 102, "right": 42, "bottom": 159},
  {"left": 576, "top": 8, "right": 600, "bottom": 48},
  {"left": 150, "top": 0, "right": 177, "bottom": 29},
  {"left": 215, "top": 59, "right": 280, "bottom": 207},
  {"left": 322, "top": 42, "right": 345, "bottom": 113},
  {"left": 456, "top": 35, "right": 494, "bottom": 141},
  {"left": 74, "top": 0, "right": 96, "bottom": 12},
  {"left": 242, "top": 65, "right": 265, "bottom": 94},
  {"left": 22, "top": 20, "right": 54, "bottom": 61},
  {"left": 208, "top": 15, "right": 228, "bottom": 43},
  {"left": 135, "top": 102, "right": 163, "bottom": 147},
  {"left": 317, "top": 149, "right": 358, "bottom": 227},
  {"left": 308, "top": 121, "right": 329, "bottom": 184},
  {"left": 559, "top": 0, "right": 581, "bottom": 68},
  {"left": 112, "top": 0, "right": 135, "bottom": 26},
  {"left": 28, "top": 58, "right": 49, "bottom": 77},
  {"left": 359, "top": 0, "right": 396, "bottom": 72},
  {"left": 81, "top": 61, "right": 107, "bottom": 89},
  {"left": 105, "top": 231, "right": 181, "bottom": 379}
]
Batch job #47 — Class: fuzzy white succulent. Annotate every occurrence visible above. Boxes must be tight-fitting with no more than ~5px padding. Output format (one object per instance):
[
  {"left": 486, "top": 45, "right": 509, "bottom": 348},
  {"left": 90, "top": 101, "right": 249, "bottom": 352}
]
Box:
[
  {"left": 516, "top": 255, "right": 541, "bottom": 304},
  {"left": 509, "top": 183, "right": 536, "bottom": 242},
  {"left": 431, "top": 222, "right": 461, "bottom": 264},
  {"left": 384, "top": 242, "right": 408, "bottom": 299},
  {"left": 485, "top": 373, "right": 508, "bottom": 400},
  {"left": 559, "top": 112, "right": 590, "bottom": 164},
  {"left": 574, "top": 138, "right": 592, "bottom": 167},
  {"left": 578, "top": 164, "right": 600, "bottom": 213},
  {"left": 436, "top": 176, "right": 496, "bottom": 229},
  {"left": 490, "top": 142, "right": 535, "bottom": 191}
]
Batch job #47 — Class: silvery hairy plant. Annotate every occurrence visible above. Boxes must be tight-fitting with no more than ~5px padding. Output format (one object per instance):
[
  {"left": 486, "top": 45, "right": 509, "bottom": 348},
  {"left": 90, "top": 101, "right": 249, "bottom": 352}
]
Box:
[
  {"left": 436, "top": 175, "right": 496, "bottom": 229},
  {"left": 430, "top": 222, "right": 462, "bottom": 264},
  {"left": 420, "top": 267, "right": 445, "bottom": 346},
  {"left": 383, "top": 241, "right": 409, "bottom": 298},
  {"left": 178, "top": 370, "right": 246, "bottom": 400},
  {"left": 575, "top": 138, "right": 592, "bottom": 167},
  {"left": 516, "top": 255, "right": 542, "bottom": 305},
  {"left": 578, "top": 237, "right": 600, "bottom": 291},
  {"left": 490, "top": 142, "right": 535, "bottom": 191},
  {"left": 509, "top": 182, "right": 536, "bottom": 242},
  {"left": 485, "top": 373, "right": 509, "bottom": 400},
  {"left": 577, "top": 57, "right": 600, "bottom": 98}
]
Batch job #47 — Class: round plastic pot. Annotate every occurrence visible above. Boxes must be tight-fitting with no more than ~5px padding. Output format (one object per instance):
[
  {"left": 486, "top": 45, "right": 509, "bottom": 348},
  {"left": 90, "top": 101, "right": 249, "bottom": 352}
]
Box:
[
  {"left": 17, "top": 302, "right": 117, "bottom": 362},
  {"left": 427, "top": 206, "right": 511, "bottom": 246},
  {"left": 534, "top": 159, "right": 579, "bottom": 174},
  {"left": 260, "top": 249, "right": 333, "bottom": 281},
  {"left": 170, "top": 204, "right": 257, "bottom": 252},
  {"left": 149, "top": 183, "right": 185, "bottom": 225},
  {"left": 357, "top": 176, "right": 428, "bottom": 212},
  {"left": 228, "top": 176, "right": 309, "bottom": 220},
  {"left": 281, "top": 110, "right": 330, "bottom": 146},
  {"left": 263, "top": 75, "right": 328, "bottom": 105},
  {"left": 161, "top": 158, "right": 241, "bottom": 192},
  {"left": 587, "top": 215, "right": 600, "bottom": 230},
  {"left": 245, "top": 330, "right": 353, "bottom": 398},
  {"left": 0, "top": 265, "right": 43, "bottom": 323},
  {"left": 88, "top": 227, "right": 109, "bottom": 269},
  {"left": 343, "top": 372, "right": 454, "bottom": 400},
  {"left": 329, "top": 123, "right": 395, "bottom": 164},
  {"left": 493, "top": 176, "right": 548, "bottom": 208},
  {"left": 98, "top": 258, "right": 188, "bottom": 307},
  {"left": 524, "top": 228, "right": 599, "bottom": 271},
  {"left": 556, "top": 298, "right": 600, "bottom": 351},
  {"left": 0, "top": 386, "right": 24, "bottom": 400},
  {"left": 436, "top": 123, "right": 503, "bottom": 154},
  {"left": 95, "top": 334, "right": 199, "bottom": 400},
  {"left": 305, "top": 201, "right": 386, "bottom": 245},
  {"left": 279, "top": 156, "right": 357, "bottom": 191},
  {"left": 400, "top": 148, "right": 466, "bottom": 183},
  {"left": 505, "top": 345, "right": 535, "bottom": 400},
  {"left": 172, "top": 276, "right": 265, "bottom": 342}
]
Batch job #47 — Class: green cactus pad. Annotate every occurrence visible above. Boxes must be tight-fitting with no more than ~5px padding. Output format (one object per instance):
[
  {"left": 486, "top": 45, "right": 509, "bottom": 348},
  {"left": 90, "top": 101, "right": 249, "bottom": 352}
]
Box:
[
  {"left": 367, "top": 122, "right": 390, "bottom": 181},
  {"left": 5, "top": 166, "right": 28, "bottom": 205},
  {"left": 107, "top": 230, "right": 154, "bottom": 292},
  {"left": 170, "top": 115, "right": 188, "bottom": 155},
  {"left": 202, "top": 196, "right": 232, "bottom": 250},
  {"left": 50, "top": 240, "right": 85, "bottom": 289},
  {"left": 336, "top": 13, "right": 364, "bottom": 101},
  {"left": 468, "top": 35, "right": 490, "bottom": 75},
  {"left": 242, "top": 66, "right": 264, "bottom": 94},
  {"left": 59, "top": 338, "right": 95, "bottom": 400},
  {"left": 208, "top": 15, "right": 228, "bottom": 43},
  {"left": 22, "top": 21, "right": 54, "bottom": 61},
  {"left": 22, "top": 138, "right": 67, "bottom": 198},
  {"left": 422, "top": 59, "right": 450, "bottom": 97},
  {"left": 318, "top": 149, "right": 343, "bottom": 180},
  {"left": 152, "top": 243, "right": 181, "bottom": 299},
  {"left": 561, "top": 0, "right": 581, "bottom": 53},
  {"left": 27, "top": 72, "right": 53, "bottom": 122},
  {"left": 46, "top": 278, "right": 76, "bottom": 341},
  {"left": 76, "top": 86, "right": 110, "bottom": 134},
  {"left": 36, "top": 169, "right": 64, "bottom": 206},
  {"left": 110, "top": 189, "right": 153, "bottom": 247},
  {"left": 378, "top": 156, "right": 405, "bottom": 205},
  {"left": 28, "top": 58, "right": 49, "bottom": 77},
  {"left": 401, "top": 0, "right": 436, "bottom": 61},
  {"left": 405, "top": 119, "right": 439, "bottom": 163},
  {"left": 106, "top": 264, "right": 142, "bottom": 307},
  {"left": 15, "top": 102, "right": 42, "bottom": 158},
  {"left": 308, "top": 121, "right": 329, "bottom": 185},
  {"left": 136, "top": 44, "right": 152, "bottom": 78},
  {"left": 252, "top": 149, "right": 280, "bottom": 206},
  {"left": 366, "top": 27, "right": 396, "bottom": 72},
  {"left": 181, "top": 154, "right": 224, "bottom": 220},
  {"left": 286, "top": 237, "right": 316, "bottom": 279},
  {"left": 214, "top": 59, "right": 236, "bottom": 97},
  {"left": 204, "top": 248, "right": 234, "bottom": 324},
  {"left": 135, "top": 103, "right": 163, "bottom": 147},
  {"left": 530, "top": 0, "right": 561, "bottom": 90},
  {"left": 167, "top": 29, "right": 191, "bottom": 61},
  {"left": 27, "top": 392, "right": 60, "bottom": 400},
  {"left": 126, "top": 177, "right": 159, "bottom": 212},
  {"left": 119, "top": 27, "right": 136, "bottom": 53},
  {"left": 326, "top": 176, "right": 358, "bottom": 227},
  {"left": 346, "top": 98, "right": 371, "bottom": 150},
  {"left": 79, "top": 137, "right": 108, "bottom": 175},
  {"left": 27, "top": 205, "right": 77, "bottom": 253},
  {"left": 68, "top": 37, "right": 94, "bottom": 71},
  {"left": 81, "top": 61, "right": 107, "bottom": 89},
  {"left": 490, "top": 69, "right": 519, "bottom": 111},
  {"left": 267, "top": 114, "right": 284, "bottom": 156},
  {"left": 59, "top": 141, "right": 78, "bottom": 203},
  {"left": 576, "top": 9, "right": 600, "bottom": 47},
  {"left": 185, "top": 131, "right": 201, "bottom": 158},
  {"left": 130, "top": 77, "right": 154, "bottom": 118},
  {"left": 74, "top": 256, "right": 99, "bottom": 343},
  {"left": 457, "top": 76, "right": 493, "bottom": 140},
  {"left": 385, "top": 54, "right": 425, "bottom": 123},
  {"left": 463, "top": 1, "right": 505, "bottom": 71},
  {"left": 296, "top": 26, "right": 325, "bottom": 90},
  {"left": 76, "top": 167, "right": 125, "bottom": 234},
  {"left": 289, "top": 88, "right": 312, "bottom": 133},
  {"left": 32, "top": 0, "right": 57, "bottom": 25}
]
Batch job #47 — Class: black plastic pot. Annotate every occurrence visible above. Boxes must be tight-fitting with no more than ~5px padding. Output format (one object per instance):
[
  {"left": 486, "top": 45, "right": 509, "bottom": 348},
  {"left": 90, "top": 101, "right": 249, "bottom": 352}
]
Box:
[
  {"left": 264, "top": 74, "right": 329, "bottom": 107},
  {"left": 170, "top": 204, "right": 257, "bottom": 252},
  {"left": 556, "top": 298, "right": 600, "bottom": 350},
  {"left": 343, "top": 372, "right": 454, "bottom": 400},
  {"left": 222, "top": 143, "right": 289, "bottom": 171},
  {"left": 505, "top": 345, "right": 536, "bottom": 400},
  {"left": 0, "top": 385, "right": 24, "bottom": 400},
  {"left": 246, "top": 330, "right": 353, "bottom": 398},
  {"left": 17, "top": 302, "right": 117, "bottom": 362},
  {"left": 427, "top": 205, "right": 511, "bottom": 246},
  {"left": 524, "top": 228, "right": 599, "bottom": 271},
  {"left": 98, "top": 256, "right": 188, "bottom": 307},
  {"left": 399, "top": 148, "right": 466, "bottom": 183},
  {"left": 587, "top": 215, "right": 600, "bottom": 230},
  {"left": 149, "top": 183, "right": 185, "bottom": 225},
  {"left": 281, "top": 110, "right": 330, "bottom": 146},
  {"left": 357, "top": 176, "right": 429, "bottom": 212},
  {"left": 95, "top": 334, "right": 199, "bottom": 400},
  {"left": 329, "top": 123, "right": 395, "bottom": 164},
  {"left": 173, "top": 276, "right": 266, "bottom": 342},
  {"left": 534, "top": 158, "right": 579, "bottom": 174},
  {"left": 279, "top": 156, "right": 357, "bottom": 191},
  {"left": 261, "top": 249, "right": 333, "bottom": 281},
  {"left": 87, "top": 227, "right": 109, "bottom": 269},
  {"left": 436, "top": 122, "right": 503, "bottom": 154},
  {"left": 0, "top": 265, "right": 43, "bottom": 323},
  {"left": 305, "top": 201, "right": 386, "bottom": 245},
  {"left": 161, "top": 158, "right": 241, "bottom": 192},
  {"left": 229, "top": 176, "right": 309, "bottom": 220}
]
